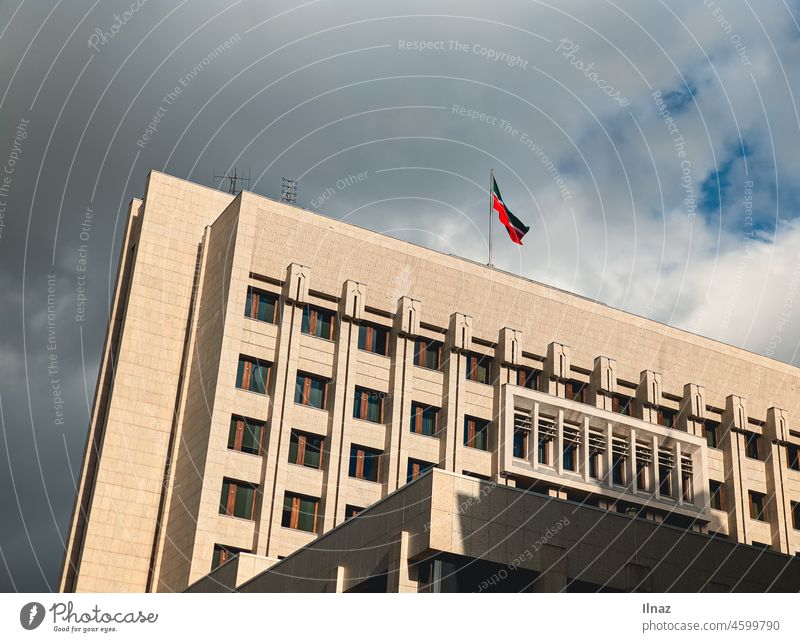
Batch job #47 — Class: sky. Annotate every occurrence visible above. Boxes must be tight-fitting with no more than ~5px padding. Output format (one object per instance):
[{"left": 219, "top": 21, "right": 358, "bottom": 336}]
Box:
[{"left": 1, "top": 0, "right": 800, "bottom": 592}]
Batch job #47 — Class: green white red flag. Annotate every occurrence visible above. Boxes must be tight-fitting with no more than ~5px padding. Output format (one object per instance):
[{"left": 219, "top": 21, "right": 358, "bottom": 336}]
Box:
[{"left": 491, "top": 176, "right": 529, "bottom": 245}]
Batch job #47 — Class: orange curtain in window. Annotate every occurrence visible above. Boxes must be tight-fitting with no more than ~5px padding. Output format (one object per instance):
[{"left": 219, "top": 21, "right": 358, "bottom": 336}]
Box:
[
  {"left": 296, "top": 434, "right": 307, "bottom": 465},
  {"left": 359, "top": 391, "right": 368, "bottom": 419},
  {"left": 411, "top": 462, "right": 420, "bottom": 480},
  {"left": 226, "top": 484, "right": 237, "bottom": 515},
  {"left": 466, "top": 419, "right": 475, "bottom": 447},
  {"left": 302, "top": 376, "right": 311, "bottom": 405},
  {"left": 289, "top": 496, "right": 300, "bottom": 529},
  {"left": 250, "top": 292, "right": 259, "bottom": 319},
  {"left": 309, "top": 309, "right": 318, "bottom": 335},
  {"left": 241, "top": 360, "right": 252, "bottom": 389},
  {"left": 233, "top": 419, "right": 245, "bottom": 451},
  {"left": 414, "top": 405, "right": 423, "bottom": 433},
  {"left": 355, "top": 449, "right": 365, "bottom": 478}
]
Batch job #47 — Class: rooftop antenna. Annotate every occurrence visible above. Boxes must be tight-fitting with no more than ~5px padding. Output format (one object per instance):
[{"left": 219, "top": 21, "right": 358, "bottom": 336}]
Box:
[
  {"left": 214, "top": 167, "right": 250, "bottom": 195},
  {"left": 281, "top": 177, "right": 298, "bottom": 205}
]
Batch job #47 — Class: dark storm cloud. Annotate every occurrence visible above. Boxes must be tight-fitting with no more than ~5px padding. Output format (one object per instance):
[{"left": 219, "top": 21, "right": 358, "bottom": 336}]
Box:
[{"left": 1, "top": 0, "right": 800, "bottom": 591}]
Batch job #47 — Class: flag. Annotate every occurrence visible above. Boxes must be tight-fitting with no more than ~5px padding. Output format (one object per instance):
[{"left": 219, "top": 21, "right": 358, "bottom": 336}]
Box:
[{"left": 491, "top": 176, "right": 529, "bottom": 245}]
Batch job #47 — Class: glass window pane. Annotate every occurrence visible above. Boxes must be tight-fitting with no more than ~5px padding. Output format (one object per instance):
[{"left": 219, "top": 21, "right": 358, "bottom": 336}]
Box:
[
  {"left": 250, "top": 363, "right": 268, "bottom": 394},
  {"left": 236, "top": 358, "right": 245, "bottom": 388},
  {"left": 309, "top": 379, "right": 325, "bottom": 408},
  {"left": 234, "top": 485, "right": 254, "bottom": 519},
  {"left": 281, "top": 495, "right": 293, "bottom": 527},
  {"left": 301, "top": 307, "right": 311, "bottom": 334},
  {"left": 219, "top": 482, "right": 230, "bottom": 513},
  {"left": 297, "top": 498, "right": 317, "bottom": 532}
]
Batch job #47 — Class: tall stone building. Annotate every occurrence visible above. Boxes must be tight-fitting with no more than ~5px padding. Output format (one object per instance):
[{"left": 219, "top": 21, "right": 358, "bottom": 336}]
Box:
[{"left": 61, "top": 171, "right": 800, "bottom": 592}]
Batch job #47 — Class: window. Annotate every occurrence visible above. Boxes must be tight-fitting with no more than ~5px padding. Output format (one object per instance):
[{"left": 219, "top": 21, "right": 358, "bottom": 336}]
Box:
[
  {"left": 513, "top": 428, "right": 528, "bottom": 459},
  {"left": 681, "top": 470, "right": 693, "bottom": 502},
  {"left": 281, "top": 492, "right": 320, "bottom": 533},
  {"left": 353, "top": 387, "right": 386, "bottom": 423},
  {"left": 792, "top": 501, "right": 800, "bottom": 530},
  {"left": 407, "top": 458, "right": 435, "bottom": 482},
  {"left": 345, "top": 505, "right": 364, "bottom": 520},
  {"left": 709, "top": 480, "right": 724, "bottom": 511},
  {"left": 538, "top": 435, "right": 550, "bottom": 465},
  {"left": 227, "top": 416, "right": 265, "bottom": 455},
  {"left": 749, "top": 491, "right": 766, "bottom": 521},
  {"left": 219, "top": 480, "right": 257, "bottom": 520},
  {"left": 411, "top": 402, "right": 439, "bottom": 437},
  {"left": 538, "top": 417, "right": 555, "bottom": 465},
  {"left": 414, "top": 338, "right": 443, "bottom": 370},
  {"left": 565, "top": 380, "right": 586, "bottom": 403},
  {"left": 301, "top": 305, "right": 335, "bottom": 340},
  {"left": 787, "top": 444, "right": 800, "bottom": 471},
  {"left": 563, "top": 443, "right": 577, "bottom": 471},
  {"left": 745, "top": 432, "right": 760, "bottom": 460},
  {"left": 211, "top": 545, "right": 243, "bottom": 570},
  {"left": 466, "top": 353, "right": 492, "bottom": 384},
  {"left": 612, "top": 394, "right": 633, "bottom": 416},
  {"left": 295, "top": 373, "right": 329, "bottom": 410},
  {"left": 358, "top": 324, "right": 390, "bottom": 356},
  {"left": 589, "top": 450, "right": 601, "bottom": 479},
  {"left": 657, "top": 407, "right": 675, "bottom": 428},
  {"left": 349, "top": 445, "right": 383, "bottom": 482},
  {"left": 658, "top": 464, "right": 672, "bottom": 497},
  {"left": 636, "top": 461, "right": 649, "bottom": 492},
  {"left": 612, "top": 453, "right": 626, "bottom": 486},
  {"left": 517, "top": 368, "right": 540, "bottom": 390},
  {"left": 464, "top": 416, "right": 490, "bottom": 451},
  {"left": 288, "top": 430, "right": 323, "bottom": 469},
  {"left": 236, "top": 356, "right": 270, "bottom": 394},
  {"left": 703, "top": 420, "right": 719, "bottom": 449},
  {"left": 244, "top": 287, "right": 277, "bottom": 323}
]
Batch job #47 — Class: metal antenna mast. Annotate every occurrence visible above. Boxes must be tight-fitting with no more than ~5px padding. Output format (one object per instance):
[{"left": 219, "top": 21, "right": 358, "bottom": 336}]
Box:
[
  {"left": 214, "top": 167, "right": 250, "bottom": 195},
  {"left": 281, "top": 177, "right": 298, "bottom": 205}
]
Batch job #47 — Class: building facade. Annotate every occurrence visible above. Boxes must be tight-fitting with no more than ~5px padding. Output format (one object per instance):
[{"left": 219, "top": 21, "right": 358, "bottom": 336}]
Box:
[{"left": 61, "top": 171, "right": 800, "bottom": 593}]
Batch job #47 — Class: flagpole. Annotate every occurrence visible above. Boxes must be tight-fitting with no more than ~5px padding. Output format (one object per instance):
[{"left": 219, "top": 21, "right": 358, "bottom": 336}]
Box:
[{"left": 488, "top": 169, "right": 494, "bottom": 267}]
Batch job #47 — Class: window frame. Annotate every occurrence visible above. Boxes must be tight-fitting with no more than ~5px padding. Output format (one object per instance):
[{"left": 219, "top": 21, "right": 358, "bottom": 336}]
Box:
[
  {"left": 564, "top": 380, "right": 586, "bottom": 403},
  {"left": 612, "top": 394, "right": 633, "bottom": 416},
  {"left": 295, "top": 372, "right": 330, "bottom": 410},
  {"left": 787, "top": 444, "right": 800, "bottom": 471},
  {"left": 357, "top": 323, "right": 390, "bottom": 356},
  {"left": 703, "top": 420, "right": 720, "bottom": 449},
  {"left": 219, "top": 479, "right": 258, "bottom": 521},
  {"left": 513, "top": 427, "right": 529, "bottom": 459},
  {"left": 792, "top": 501, "right": 800, "bottom": 531},
  {"left": 407, "top": 458, "right": 435, "bottom": 482},
  {"left": 236, "top": 355, "right": 271, "bottom": 395},
  {"left": 227, "top": 416, "right": 265, "bottom": 455},
  {"left": 465, "top": 352, "right": 493, "bottom": 385},
  {"left": 748, "top": 490, "right": 766, "bottom": 521},
  {"left": 348, "top": 444, "right": 383, "bottom": 483},
  {"left": 517, "top": 368, "right": 540, "bottom": 390},
  {"left": 745, "top": 432, "right": 760, "bottom": 460},
  {"left": 413, "top": 338, "right": 443, "bottom": 371},
  {"left": 410, "top": 402, "right": 439, "bottom": 437},
  {"left": 288, "top": 429, "right": 324, "bottom": 469},
  {"left": 463, "top": 415, "right": 490, "bottom": 451},
  {"left": 281, "top": 492, "right": 321, "bottom": 533},
  {"left": 301, "top": 304, "right": 336, "bottom": 340},
  {"left": 353, "top": 386, "right": 386, "bottom": 423},
  {"left": 244, "top": 286, "right": 278, "bottom": 324},
  {"left": 709, "top": 480, "right": 724, "bottom": 511}
]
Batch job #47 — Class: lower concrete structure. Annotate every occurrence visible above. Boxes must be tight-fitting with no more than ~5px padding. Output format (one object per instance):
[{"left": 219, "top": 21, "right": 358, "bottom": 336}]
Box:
[{"left": 187, "top": 469, "right": 800, "bottom": 593}]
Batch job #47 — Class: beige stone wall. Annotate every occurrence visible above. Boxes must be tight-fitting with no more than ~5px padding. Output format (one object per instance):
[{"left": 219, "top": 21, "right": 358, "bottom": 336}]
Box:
[{"left": 62, "top": 171, "right": 800, "bottom": 593}]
